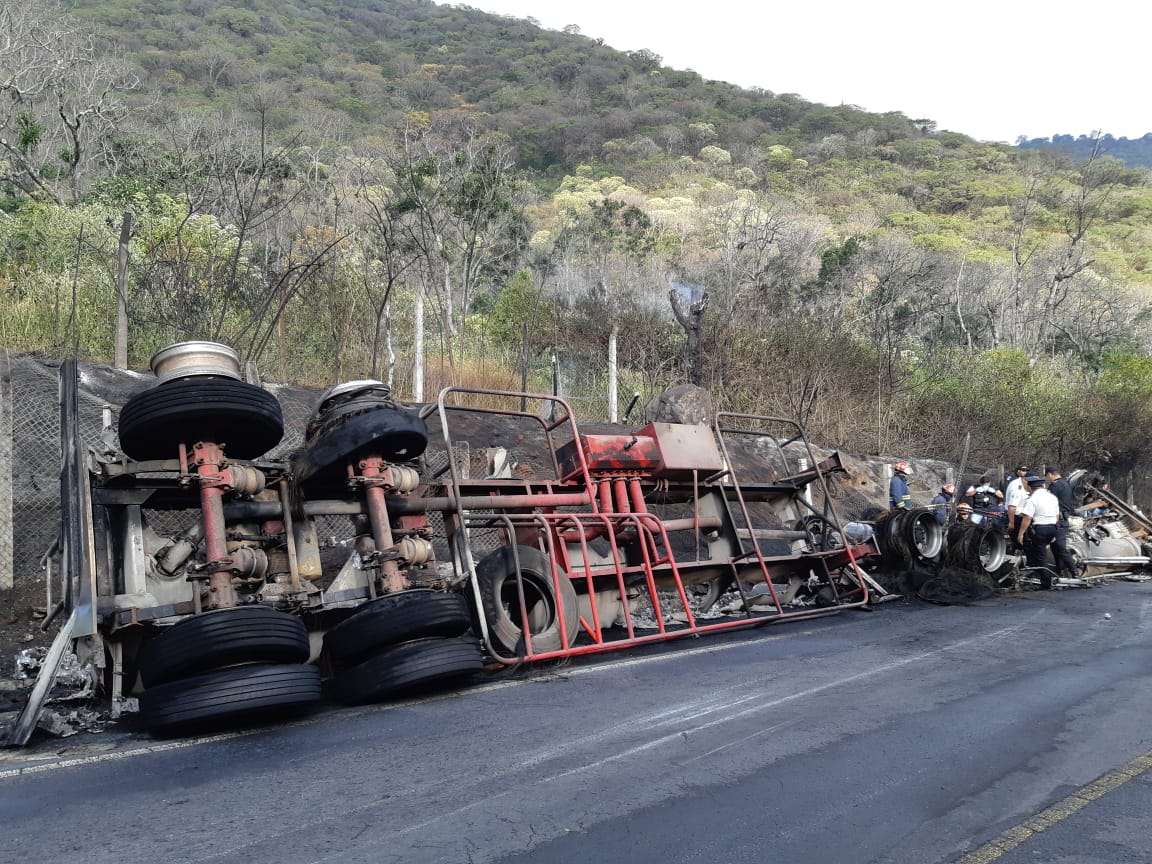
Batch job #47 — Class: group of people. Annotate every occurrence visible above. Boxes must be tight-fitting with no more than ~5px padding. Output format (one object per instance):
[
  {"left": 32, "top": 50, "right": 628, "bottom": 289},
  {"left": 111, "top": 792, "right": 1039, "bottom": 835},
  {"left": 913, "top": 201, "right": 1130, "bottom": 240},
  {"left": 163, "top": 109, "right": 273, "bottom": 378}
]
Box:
[{"left": 890, "top": 461, "right": 1081, "bottom": 589}]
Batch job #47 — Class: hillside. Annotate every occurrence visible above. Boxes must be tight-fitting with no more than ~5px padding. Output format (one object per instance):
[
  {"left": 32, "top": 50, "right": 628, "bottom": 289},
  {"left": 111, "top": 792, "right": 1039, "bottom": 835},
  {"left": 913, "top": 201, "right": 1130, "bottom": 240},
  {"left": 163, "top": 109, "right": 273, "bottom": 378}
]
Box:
[
  {"left": 3, "top": 0, "right": 1152, "bottom": 501},
  {"left": 64, "top": 0, "right": 932, "bottom": 180}
]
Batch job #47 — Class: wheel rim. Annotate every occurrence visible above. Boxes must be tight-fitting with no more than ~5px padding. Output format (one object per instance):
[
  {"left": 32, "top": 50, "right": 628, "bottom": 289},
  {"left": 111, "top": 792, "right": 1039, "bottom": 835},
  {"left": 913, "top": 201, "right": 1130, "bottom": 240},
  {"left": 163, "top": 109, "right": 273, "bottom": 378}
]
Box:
[
  {"left": 977, "top": 530, "right": 1007, "bottom": 572},
  {"left": 150, "top": 341, "right": 242, "bottom": 383},
  {"left": 909, "top": 512, "right": 943, "bottom": 559}
]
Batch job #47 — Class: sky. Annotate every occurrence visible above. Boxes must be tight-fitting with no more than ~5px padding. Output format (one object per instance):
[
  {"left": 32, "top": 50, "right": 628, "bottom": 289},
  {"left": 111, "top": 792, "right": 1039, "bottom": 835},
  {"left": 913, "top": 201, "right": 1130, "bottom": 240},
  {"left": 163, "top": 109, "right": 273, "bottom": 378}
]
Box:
[{"left": 468, "top": 0, "right": 1146, "bottom": 145}]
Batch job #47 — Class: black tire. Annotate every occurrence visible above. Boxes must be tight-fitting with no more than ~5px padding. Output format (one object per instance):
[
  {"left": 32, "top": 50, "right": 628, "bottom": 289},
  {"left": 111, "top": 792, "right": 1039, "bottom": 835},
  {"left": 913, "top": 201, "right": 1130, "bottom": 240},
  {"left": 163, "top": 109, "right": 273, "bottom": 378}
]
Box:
[
  {"left": 118, "top": 378, "right": 284, "bottom": 461},
  {"left": 139, "top": 663, "right": 321, "bottom": 736},
  {"left": 324, "top": 590, "right": 471, "bottom": 667},
  {"left": 472, "top": 545, "right": 581, "bottom": 655},
  {"left": 328, "top": 637, "right": 484, "bottom": 705},
  {"left": 946, "top": 522, "right": 1008, "bottom": 574},
  {"left": 295, "top": 407, "right": 429, "bottom": 488},
  {"left": 139, "top": 606, "right": 310, "bottom": 689}
]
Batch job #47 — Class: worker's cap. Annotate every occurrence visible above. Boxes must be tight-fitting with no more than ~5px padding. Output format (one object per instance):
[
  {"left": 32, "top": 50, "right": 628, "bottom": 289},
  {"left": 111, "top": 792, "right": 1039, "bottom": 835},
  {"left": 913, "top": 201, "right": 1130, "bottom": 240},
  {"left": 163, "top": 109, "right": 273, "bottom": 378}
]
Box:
[
  {"left": 956, "top": 502, "right": 972, "bottom": 512},
  {"left": 942, "top": 483, "right": 955, "bottom": 494},
  {"left": 894, "top": 460, "right": 911, "bottom": 475},
  {"left": 1025, "top": 475, "right": 1044, "bottom": 484},
  {"left": 1015, "top": 465, "right": 1028, "bottom": 472},
  {"left": 1044, "top": 465, "right": 1060, "bottom": 476}
]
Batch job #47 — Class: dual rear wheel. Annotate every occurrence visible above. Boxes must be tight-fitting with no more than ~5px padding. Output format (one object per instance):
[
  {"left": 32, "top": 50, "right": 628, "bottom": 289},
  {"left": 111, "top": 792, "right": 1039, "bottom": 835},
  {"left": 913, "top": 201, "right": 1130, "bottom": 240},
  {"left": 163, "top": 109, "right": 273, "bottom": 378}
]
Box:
[{"left": 136, "top": 607, "right": 318, "bottom": 736}]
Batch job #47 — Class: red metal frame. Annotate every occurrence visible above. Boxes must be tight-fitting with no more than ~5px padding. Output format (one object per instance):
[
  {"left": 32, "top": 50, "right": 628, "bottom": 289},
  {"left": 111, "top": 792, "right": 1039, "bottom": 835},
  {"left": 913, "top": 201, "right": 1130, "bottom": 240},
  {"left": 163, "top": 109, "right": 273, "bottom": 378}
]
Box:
[{"left": 427, "top": 388, "right": 874, "bottom": 666}]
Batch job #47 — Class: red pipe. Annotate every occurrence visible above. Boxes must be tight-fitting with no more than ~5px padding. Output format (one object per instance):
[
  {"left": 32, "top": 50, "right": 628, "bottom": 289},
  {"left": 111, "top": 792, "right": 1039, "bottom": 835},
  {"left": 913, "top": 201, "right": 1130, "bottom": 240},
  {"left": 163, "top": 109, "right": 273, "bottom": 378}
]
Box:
[
  {"left": 193, "top": 442, "right": 237, "bottom": 609},
  {"left": 628, "top": 478, "right": 647, "bottom": 515},
  {"left": 613, "top": 479, "right": 630, "bottom": 515},
  {"left": 360, "top": 457, "right": 407, "bottom": 593}
]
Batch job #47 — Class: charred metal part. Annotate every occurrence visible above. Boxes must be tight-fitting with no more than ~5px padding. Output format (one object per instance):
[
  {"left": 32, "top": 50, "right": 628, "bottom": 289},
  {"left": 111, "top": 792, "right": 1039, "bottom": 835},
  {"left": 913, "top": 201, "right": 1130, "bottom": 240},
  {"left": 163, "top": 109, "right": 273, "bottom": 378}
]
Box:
[
  {"left": 151, "top": 523, "right": 204, "bottom": 579},
  {"left": 229, "top": 546, "right": 270, "bottom": 583},
  {"left": 394, "top": 536, "right": 434, "bottom": 565},
  {"left": 277, "top": 479, "right": 305, "bottom": 590},
  {"left": 228, "top": 465, "right": 267, "bottom": 496}
]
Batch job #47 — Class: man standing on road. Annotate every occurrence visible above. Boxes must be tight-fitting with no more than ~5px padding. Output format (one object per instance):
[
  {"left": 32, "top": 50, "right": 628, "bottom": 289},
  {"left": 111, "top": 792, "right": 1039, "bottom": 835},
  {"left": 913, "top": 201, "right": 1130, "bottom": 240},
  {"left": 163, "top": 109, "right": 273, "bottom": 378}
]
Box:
[
  {"left": 1017, "top": 474, "right": 1061, "bottom": 589},
  {"left": 890, "top": 461, "right": 912, "bottom": 511},
  {"left": 1045, "top": 465, "right": 1079, "bottom": 580}
]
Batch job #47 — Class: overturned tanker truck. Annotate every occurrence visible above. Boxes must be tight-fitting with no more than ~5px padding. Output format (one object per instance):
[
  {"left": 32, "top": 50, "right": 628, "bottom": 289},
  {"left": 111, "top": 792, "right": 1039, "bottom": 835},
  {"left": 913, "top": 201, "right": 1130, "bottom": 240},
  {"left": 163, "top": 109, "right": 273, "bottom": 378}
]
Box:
[{"left": 7, "top": 342, "right": 922, "bottom": 745}]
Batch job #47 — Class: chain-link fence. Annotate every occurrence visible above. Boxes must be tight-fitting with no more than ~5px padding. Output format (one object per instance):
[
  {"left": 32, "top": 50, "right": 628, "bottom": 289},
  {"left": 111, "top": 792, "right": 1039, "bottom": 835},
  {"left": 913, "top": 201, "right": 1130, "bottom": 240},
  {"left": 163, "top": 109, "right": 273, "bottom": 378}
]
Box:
[{"left": 0, "top": 354, "right": 326, "bottom": 592}]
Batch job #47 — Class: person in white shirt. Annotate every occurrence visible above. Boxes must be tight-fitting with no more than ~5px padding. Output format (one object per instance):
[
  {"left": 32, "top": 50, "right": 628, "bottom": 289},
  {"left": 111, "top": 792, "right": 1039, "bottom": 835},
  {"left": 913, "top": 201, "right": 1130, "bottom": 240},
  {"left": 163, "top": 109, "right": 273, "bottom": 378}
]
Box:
[
  {"left": 1017, "top": 475, "right": 1061, "bottom": 589},
  {"left": 1004, "top": 465, "right": 1029, "bottom": 500},
  {"left": 1004, "top": 475, "right": 1031, "bottom": 544}
]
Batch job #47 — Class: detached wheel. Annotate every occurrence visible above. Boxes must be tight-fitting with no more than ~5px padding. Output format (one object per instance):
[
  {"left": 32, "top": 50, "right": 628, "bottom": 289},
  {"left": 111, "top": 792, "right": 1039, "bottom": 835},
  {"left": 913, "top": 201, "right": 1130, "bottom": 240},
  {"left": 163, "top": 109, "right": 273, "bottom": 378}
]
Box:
[
  {"left": 473, "top": 545, "right": 580, "bottom": 655},
  {"left": 971, "top": 526, "right": 1007, "bottom": 573},
  {"left": 946, "top": 523, "right": 1008, "bottom": 574},
  {"left": 324, "top": 590, "right": 471, "bottom": 667},
  {"left": 328, "top": 637, "right": 484, "bottom": 705},
  {"left": 904, "top": 510, "right": 943, "bottom": 561},
  {"left": 118, "top": 378, "right": 284, "bottom": 461},
  {"left": 139, "top": 663, "right": 321, "bottom": 736},
  {"left": 139, "top": 606, "right": 310, "bottom": 689}
]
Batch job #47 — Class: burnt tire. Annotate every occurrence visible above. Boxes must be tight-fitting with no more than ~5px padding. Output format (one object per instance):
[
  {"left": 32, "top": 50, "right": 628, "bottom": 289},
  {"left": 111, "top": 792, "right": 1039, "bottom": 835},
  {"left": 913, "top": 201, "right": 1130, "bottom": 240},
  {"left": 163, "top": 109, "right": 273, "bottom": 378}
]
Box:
[
  {"left": 327, "top": 637, "right": 483, "bottom": 705},
  {"left": 139, "top": 606, "right": 310, "bottom": 689},
  {"left": 472, "top": 545, "right": 580, "bottom": 656},
  {"left": 295, "top": 407, "right": 429, "bottom": 490},
  {"left": 139, "top": 663, "right": 321, "bottom": 736},
  {"left": 945, "top": 522, "right": 1007, "bottom": 574},
  {"left": 324, "top": 590, "right": 471, "bottom": 667},
  {"left": 118, "top": 378, "right": 284, "bottom": 461},
  {"left": 878, "top": 509, "right": 943, "bottom": 564}
]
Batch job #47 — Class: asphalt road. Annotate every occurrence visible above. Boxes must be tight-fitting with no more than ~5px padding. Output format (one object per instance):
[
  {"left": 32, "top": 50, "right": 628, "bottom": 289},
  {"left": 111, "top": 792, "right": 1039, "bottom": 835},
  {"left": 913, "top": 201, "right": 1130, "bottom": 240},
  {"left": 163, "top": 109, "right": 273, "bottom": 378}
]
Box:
[{"left": 3, "top": 584, "right": 1152, "bottom": 864}]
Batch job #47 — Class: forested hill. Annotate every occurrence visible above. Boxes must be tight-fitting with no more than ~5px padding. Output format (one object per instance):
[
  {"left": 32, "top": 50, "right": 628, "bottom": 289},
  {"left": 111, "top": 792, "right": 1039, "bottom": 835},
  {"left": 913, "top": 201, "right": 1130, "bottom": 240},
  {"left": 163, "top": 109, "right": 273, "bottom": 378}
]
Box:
[
  {"left": 67, "top": 0, "right": 936, "bottom": 176},
  {"left": 1018, "top": 134, "right": 1152, "bottom": 169}
]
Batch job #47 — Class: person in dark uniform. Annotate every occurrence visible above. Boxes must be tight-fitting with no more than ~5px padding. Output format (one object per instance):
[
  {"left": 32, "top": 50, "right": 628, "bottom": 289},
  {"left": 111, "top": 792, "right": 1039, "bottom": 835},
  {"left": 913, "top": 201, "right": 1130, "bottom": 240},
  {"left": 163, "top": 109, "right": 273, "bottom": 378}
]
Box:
[
  {"left": 930, "top": 483, "right": 954, "bottom": 525},
  {"left": 889, "top": 461, "right": 912, "bottom": 510},
  {"left": 1044, "top": 465, "right": 1079, "bottom": 579}
]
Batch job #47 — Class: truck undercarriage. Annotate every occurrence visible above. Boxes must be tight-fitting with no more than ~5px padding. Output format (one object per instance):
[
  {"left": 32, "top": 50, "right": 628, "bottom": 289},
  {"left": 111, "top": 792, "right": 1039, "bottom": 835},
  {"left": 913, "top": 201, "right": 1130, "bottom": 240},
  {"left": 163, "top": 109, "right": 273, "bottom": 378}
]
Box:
[{"left": 4, "top": 343, "right": 881, "bottom": 743}]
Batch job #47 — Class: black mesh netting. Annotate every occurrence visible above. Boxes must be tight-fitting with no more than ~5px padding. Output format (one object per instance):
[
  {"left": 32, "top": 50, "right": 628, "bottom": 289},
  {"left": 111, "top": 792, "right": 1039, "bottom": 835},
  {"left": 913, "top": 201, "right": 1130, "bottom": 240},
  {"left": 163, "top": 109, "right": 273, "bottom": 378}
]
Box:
[{"left": 916, "top": 566, "right": 999, "bottom": 604}]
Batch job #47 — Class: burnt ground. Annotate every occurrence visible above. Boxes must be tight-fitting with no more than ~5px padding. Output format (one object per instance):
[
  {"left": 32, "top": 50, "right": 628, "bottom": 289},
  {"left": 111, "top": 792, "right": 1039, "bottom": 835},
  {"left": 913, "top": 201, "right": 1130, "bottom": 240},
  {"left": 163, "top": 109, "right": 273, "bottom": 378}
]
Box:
[{"left": 0, "top": 583, "right": 64, "bottom": 719}]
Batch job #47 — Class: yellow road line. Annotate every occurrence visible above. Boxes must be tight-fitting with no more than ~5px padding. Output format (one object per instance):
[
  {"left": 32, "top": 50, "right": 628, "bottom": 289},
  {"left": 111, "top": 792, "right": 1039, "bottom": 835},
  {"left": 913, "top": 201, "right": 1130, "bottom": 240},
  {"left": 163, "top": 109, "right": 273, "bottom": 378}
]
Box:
[{"left": 956, "top": 751, "right": 1152, "bottom": 863}]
